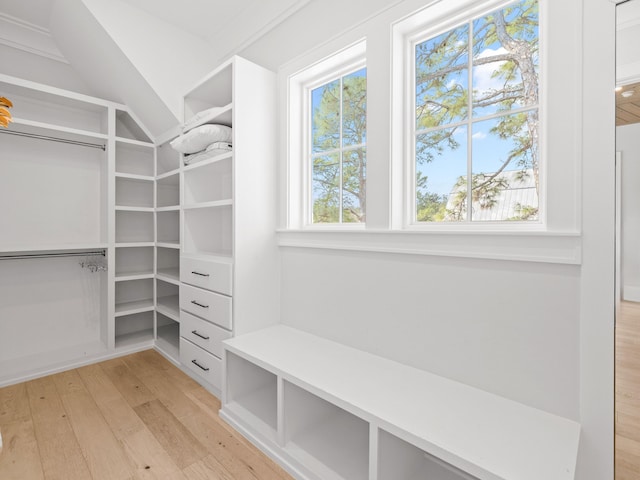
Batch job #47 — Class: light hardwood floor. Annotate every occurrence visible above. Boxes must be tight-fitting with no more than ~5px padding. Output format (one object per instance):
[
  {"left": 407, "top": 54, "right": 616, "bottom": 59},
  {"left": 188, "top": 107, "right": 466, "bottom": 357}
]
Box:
[
  {"left": 0, "top": 349, "right": 293, "bottom": 480},
  {"left": 616, "top": 301, "right": 640, "bottom": 480}
]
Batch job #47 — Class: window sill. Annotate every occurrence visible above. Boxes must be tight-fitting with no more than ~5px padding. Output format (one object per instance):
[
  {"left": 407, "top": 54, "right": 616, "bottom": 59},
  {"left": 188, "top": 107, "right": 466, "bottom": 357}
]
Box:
[{"left": 276, "top": 229, "right": 582, "bottom": 264}]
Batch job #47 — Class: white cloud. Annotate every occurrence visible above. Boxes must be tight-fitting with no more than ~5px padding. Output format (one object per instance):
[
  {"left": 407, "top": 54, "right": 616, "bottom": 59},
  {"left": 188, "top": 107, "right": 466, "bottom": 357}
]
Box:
[
  {"left": 473, "top": 47, "right": 511, "bottom": 94},
  {"left": 472, "top": 131, "right": 487, "bottom": 140}
]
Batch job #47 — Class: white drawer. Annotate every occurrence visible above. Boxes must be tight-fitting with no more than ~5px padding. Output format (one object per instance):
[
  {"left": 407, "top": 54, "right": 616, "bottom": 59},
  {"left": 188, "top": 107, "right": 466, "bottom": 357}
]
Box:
[
  {"left": 180, "top": 283, "right": 232, "bottom": 330},
  {"left": 180, "top": 256, "right": 233, "bottom": 295},
  {"left": 180, "top": 311, "right": 231, "bottom": 358},
  {"left": 180, "top": 338, "right": 221, "bottom": 389}
]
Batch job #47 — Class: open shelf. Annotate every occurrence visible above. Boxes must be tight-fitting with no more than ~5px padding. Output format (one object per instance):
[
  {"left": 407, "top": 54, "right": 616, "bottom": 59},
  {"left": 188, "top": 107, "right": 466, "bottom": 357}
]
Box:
[
  {"left": 183, "top": 62, "right": 233, "bottom": 123},
  {"left": 115, "top": 109, "right": 152, "bottom": 143},
  {"left": 0, "top": 78, "right": 108, "bottom": 135},
  {"left": 115, "top": 278, "right": 153, "bottom": 317},
  {"left": 156, "top": 313, "right": 180, "bottom": 361},
  {"left": 157, "top": 141, "right": 181, "bottom": 176},
  {"left": 115, "top": 141, "right": 155, "bottom": 176},
  {"left": 157, "top": 246, "right": 179, "bottom": 284},
  {"left": 183, "top": 206, "right": 232, "bottom": 257},
  {"left": 115, "top": 311, "right": 154, "bottom": 349},
  {"left": 116, "top": 176, "right": 154, "bottom": 208},
  {"left": 284, "top": 381, "right": 369, "bottom": 480},
  {"left": 183, "top": 155, "right": 232, "bottom": 205},
  {"left": 378, "top": 429, "right": 477, "bottom": 480},
  {"left": 156, "top": 278, "right": 179, "bottom": 321},
  {"left": 226, "top": 352, "right": 278, "bottom": 442},
  {"left": 115, "top": 210, "right": 154, "bottom": 243},
  {"left": 157, "top": 210, "right": 179, "bottom": 244},
  {"left": 157, "top": 172, "right": 180, "bottom": 208},
  {"left": 115, "top": 246, "right": 153, "bottom": 280}
]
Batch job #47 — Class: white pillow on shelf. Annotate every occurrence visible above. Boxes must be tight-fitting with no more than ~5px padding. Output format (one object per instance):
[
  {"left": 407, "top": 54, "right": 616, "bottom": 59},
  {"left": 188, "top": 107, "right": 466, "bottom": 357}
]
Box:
[{"left": 170, "top": 124, "right": 232, "bottom": 154}]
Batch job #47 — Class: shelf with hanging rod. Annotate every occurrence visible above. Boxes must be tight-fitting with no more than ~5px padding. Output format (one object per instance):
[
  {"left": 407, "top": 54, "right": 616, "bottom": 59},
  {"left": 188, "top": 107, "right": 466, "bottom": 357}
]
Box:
[
  {"left": 0, "top": 250, "right": 106, "bottom": 261},
  {"left": 1, "top": 117, "right": 108, "bottom": 150},
  {"left": 0, "top": 244, "right": 108, "bottom": 257}
]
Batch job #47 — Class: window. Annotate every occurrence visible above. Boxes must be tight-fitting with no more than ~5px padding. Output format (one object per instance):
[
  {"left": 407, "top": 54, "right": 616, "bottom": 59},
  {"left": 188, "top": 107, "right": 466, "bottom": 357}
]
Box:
[
  {"left": 411, "top": 0, "right": 539, "bottom": 223},
  {"left": 285, "top": 40, "right": 367, "bottom": 229},
  {"left": 310, "top": 68, "right": 367, "bottom": 224}
]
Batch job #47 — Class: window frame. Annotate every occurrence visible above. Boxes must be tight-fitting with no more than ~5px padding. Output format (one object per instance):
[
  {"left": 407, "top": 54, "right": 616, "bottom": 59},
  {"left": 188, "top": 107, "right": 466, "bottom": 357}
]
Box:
[
  {"left": 278, "top": 0, "right": 581, "bottom": 265},
  {"left": 398, "top": 0, "right": 546, "bottom": 231},
  {"left": 305, "top": 63, "right": 367, "bottom": 226},
  {"left": 286, "top": 40, "right": 367, "bottom": 231}
]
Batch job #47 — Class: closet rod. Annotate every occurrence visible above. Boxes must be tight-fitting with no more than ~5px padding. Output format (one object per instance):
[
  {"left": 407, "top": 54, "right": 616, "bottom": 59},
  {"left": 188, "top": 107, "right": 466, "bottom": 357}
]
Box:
[
  {"left": 0, "top": 250, "right": 106, "bottom": 261},
  {"left": 0, "top": 129, "right": 106, "bottom": 151}
]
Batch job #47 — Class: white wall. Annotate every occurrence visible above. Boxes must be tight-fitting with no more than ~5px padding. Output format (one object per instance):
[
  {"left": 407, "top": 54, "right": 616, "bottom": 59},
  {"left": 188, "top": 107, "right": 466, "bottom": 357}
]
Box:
[
  {"left": 617, "top": 123, "right": 640, "bottom": 301},
  {"left": 241, "top": 0, "right": 614, "bottom": 478},
  {"left": 0, "top": 39, "right": 92, "bottom": 95}
]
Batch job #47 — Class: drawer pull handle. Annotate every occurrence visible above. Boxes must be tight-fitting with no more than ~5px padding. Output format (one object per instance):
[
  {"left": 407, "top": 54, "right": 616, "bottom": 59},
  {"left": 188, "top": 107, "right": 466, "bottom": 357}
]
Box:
[
  {"left": 191, "top": 300, "right": 209, "bottom": 309},
  {"left": 191, "top": 330, "right": 210, "bottom": 340},
  {"left": 191, "top": 271, "right": 210, "bottom": 277},
  {"left": 191, "top": 359, "right": 210, "bottom": 371}
]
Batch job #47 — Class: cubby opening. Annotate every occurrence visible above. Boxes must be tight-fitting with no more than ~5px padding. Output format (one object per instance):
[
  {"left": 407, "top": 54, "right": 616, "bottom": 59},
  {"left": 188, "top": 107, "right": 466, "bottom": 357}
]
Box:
[
  {"left": 115, "top": 311, "right": 154, "bottom": 349},
  {"left": 183, "top": 156, "right": 233, "bottom": 205},
  {"left": 114, "top": 278, "right": 153, "bottom": 316},
  {"left": 156, "top": 312, "right": 179, "bottom": 360},
  {"left": 183, "top": 63, "right": 233, "bottom": 123},
  {"left": 0, "top": 81, "right": 108, "bottom": 134},
  {"left": 157, "top": 173, "right": 180, "bottom": 208},
  {"left": 156, "top": 279, "right": 179, "bottom": 321},
  {"left": 157, "top": 210, "right": 180, "bottom": 244},
  {"left": 378, "top": 430, "right": 478, "bottom": 480},
  {"left": 116, "top": 176, "right": 154, "bottom": 208},
  {"left": 226, "top": 353, "right": 278, "bottom": 440},
  {"left": 183, "top": 206, "right": 233, "bottom": 256},
  {"left": 284, "top": 381, "right": 369, "bottom": 480},
  {"left": 157, "top": 142, "right": 181, "bottom": 175},
  {"left": 157, "top": 247, "right": 180, "bottom": 283},
  {"left": 115, "top": 210, "right": 154, "bottom": 243},
  {"left": 116, "top": 110, "right": 152, "bottom": 143},
  {"left": 115, "top": 246, "right": 154, "bottom": 279},
  {"left": 115, "top": 142, "right": 154, "bottom": 176}
]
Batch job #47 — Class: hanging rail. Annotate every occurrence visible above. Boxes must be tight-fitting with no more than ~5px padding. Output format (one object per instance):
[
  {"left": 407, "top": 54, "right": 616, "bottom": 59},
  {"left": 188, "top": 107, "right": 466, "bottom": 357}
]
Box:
[
  {"left": 0, "top": 128, "right": 106, "bottom": 151},
  {"left": 0, "top": 250, "right": 106, "bottom": 261}
]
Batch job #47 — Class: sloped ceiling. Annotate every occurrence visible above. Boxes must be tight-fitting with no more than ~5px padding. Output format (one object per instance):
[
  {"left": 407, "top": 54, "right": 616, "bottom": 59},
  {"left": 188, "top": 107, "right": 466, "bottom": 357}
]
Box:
[{"left": 0, "top": 0, "right": 309, "bottom": 139}]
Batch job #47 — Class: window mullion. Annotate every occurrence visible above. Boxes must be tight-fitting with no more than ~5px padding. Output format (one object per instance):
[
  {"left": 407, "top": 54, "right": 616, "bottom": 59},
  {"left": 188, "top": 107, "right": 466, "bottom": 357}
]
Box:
[
  {"left": 466, "top": 20, "right": 474, "bottom": 223},
  {"left": 339, "top": 75, "right": 344, "bottom": 223}
]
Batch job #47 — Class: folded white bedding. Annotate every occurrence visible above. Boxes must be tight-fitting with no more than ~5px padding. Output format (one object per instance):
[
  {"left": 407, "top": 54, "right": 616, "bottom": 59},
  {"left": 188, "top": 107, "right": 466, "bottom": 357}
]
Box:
[
  {"left": 183, "top": 142, "right": 233, "bottom": 165},
  {"left": 170, "top": 124, "right": 232, "bottom": 154}
]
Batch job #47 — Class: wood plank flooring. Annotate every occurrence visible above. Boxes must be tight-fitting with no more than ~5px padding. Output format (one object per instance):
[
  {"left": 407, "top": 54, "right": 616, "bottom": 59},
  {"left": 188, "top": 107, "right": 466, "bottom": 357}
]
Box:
[
  {"left": 0, "top": 349, "right": 293, "bottom": 480},
  {"left": 617, "top": 301, "right": 640, "bottom": 480}
]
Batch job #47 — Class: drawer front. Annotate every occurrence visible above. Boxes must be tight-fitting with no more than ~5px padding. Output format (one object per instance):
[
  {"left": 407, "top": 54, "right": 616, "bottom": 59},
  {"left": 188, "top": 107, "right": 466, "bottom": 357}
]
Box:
[
  {"left": 180, "top": 311, "right": 231, "bottom": 358},
  {"left": 180, "top": 338, "right": 221, "bottom": 389},
  {"left": 180, "top": 256, "right": 233, "bottom": 295},
  {"left": 180, "top": 283, "right": 232, "bottom": 330}
]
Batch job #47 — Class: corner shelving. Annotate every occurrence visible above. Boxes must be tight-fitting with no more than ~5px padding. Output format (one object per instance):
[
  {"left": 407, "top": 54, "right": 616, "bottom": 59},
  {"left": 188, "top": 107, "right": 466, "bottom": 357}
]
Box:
[{"left": 156, "top": 312, "right": 180, "bottom": 361}]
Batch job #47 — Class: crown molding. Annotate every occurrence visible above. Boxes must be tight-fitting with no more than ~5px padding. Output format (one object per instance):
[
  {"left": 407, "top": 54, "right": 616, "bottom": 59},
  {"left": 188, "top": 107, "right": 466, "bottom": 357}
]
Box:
[{"left": 0, "top": 12, "right": 69, "bottom": 64}]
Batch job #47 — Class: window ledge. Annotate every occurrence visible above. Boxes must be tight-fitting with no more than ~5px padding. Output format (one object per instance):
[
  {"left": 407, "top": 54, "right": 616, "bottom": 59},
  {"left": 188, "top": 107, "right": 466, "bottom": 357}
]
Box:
[{"left": 276, "top": 229, "right": 582, "bottom": 264}]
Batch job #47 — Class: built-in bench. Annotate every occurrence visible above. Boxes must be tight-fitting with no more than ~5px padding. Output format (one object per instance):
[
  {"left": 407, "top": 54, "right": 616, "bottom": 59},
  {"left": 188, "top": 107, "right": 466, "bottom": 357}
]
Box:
[{"left": 220, "top": 325, "right": 580, "bottom": 480}]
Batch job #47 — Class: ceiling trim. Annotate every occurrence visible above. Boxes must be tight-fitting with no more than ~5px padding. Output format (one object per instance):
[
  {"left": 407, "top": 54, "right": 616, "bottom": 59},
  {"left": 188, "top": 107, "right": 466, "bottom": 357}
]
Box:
[
  {"left": 217, "top": 0, "right": 312, "bottom": 61},
  {"left": 0, "top": 12, "right": 69, "bottom": 64}
]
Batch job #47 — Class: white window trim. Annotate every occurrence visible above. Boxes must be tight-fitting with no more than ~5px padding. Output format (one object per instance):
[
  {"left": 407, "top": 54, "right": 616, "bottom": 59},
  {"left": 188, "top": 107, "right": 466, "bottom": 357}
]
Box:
[
  {"left": 394, "top": 0, "right": 545, "bottom": 230},
  {"left": 286, "top": 39, "right": 367, "bottom": 230},
  {"left": 278, "top": 0, "right": 582, "bottom": 265}
]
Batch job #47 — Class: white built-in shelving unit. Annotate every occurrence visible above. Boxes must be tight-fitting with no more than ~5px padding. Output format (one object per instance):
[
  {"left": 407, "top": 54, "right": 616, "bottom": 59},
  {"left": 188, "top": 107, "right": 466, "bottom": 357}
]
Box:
[
  {"left": 0, "top": 73, "right": 184, "bottom": 385},
  {"left": 176, "top": 56, "right": 279, "bottom": 396},
  {"left": 221, "top": 325, "right": 582, "bottom": 480}
]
